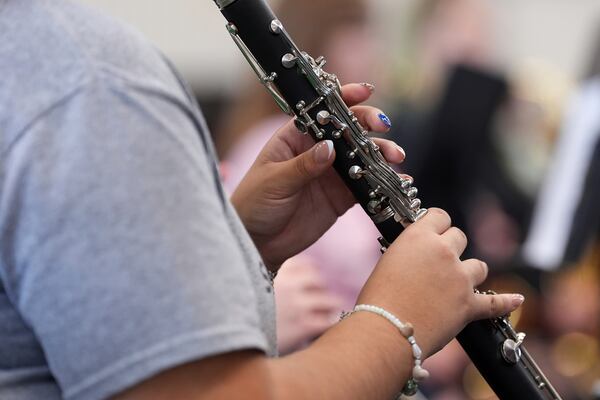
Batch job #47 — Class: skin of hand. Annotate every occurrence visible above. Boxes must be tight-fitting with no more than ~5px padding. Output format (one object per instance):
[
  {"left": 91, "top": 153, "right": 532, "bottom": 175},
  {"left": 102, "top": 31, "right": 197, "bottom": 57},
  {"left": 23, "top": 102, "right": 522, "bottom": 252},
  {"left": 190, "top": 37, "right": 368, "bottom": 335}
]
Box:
[
  {"left": 112, "top": 84, "right": 525, "bottom": 400},
  {"left": 274, "top": 256, "right": 343, "bottom": 354},
  {"left": 231, "top": 83, "right": 404, "bottom": 271},
  {"left": 112, "top": 210, "right": 524, "bottom": 400},
  {"left": 356, "top": 207, "right": 525, "bottom": 358}
]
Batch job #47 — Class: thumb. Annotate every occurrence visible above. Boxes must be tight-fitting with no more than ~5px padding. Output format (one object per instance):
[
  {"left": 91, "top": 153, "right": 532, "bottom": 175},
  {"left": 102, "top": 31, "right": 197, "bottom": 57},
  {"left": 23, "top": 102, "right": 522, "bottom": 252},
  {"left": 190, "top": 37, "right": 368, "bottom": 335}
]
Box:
[{"left": 279, "top": 140, "right": 335, "bottom": 190}]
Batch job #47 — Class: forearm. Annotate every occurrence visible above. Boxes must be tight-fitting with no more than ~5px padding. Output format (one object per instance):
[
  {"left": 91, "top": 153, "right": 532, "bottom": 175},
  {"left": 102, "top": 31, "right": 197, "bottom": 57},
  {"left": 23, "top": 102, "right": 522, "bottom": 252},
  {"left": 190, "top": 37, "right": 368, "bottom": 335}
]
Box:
[
  {"left": 112, "top": 312, "right": 416, "bottom": 400},
  {"left": 270, "top": 311, "right": 414, "bottom": 399}
]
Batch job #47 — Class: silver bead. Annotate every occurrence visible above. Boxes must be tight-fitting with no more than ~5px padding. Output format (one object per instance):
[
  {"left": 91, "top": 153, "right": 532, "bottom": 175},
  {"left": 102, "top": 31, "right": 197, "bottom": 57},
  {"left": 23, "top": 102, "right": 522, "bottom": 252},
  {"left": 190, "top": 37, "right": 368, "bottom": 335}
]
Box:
[{"left": 402, "top": 379, "right": 418, "bottom": 396}]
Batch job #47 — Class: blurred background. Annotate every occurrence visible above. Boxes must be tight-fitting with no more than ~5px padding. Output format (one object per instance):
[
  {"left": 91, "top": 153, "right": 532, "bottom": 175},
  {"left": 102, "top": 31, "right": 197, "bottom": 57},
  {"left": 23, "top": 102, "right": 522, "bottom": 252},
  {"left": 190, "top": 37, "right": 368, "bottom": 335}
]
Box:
[
  {"left": 75, "top": 1, "right": 600, "bottom": 96},
  {"left": 79, "top": 1, "right": 600, "bottom": 399}
]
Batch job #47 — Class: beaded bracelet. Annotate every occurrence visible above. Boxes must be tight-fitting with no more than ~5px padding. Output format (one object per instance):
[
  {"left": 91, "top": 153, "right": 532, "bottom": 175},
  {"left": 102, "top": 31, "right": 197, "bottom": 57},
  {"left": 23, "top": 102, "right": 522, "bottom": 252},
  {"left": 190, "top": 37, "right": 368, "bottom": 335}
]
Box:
[{"left": 341, "top": 304, "right": 430, "bottom": 397}]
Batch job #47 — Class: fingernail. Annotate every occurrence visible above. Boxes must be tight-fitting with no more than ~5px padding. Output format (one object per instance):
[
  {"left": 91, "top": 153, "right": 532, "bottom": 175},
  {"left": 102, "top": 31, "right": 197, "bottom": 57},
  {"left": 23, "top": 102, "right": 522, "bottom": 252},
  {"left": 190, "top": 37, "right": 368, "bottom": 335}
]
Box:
[
  {"left": 378, "top": 113, "right": 392, "bottom": 129},
  {"left": 396, "top": 145, "right": 406, "bottom": 158},
  {"left": 511, "top": 294, "right": 525, "bottom": 308},
  {"left": 360, "top": 82, "right": 375, "bottom": 93},
  {"left": 314, "top": 140, "right": 334, "bottom": 163}
]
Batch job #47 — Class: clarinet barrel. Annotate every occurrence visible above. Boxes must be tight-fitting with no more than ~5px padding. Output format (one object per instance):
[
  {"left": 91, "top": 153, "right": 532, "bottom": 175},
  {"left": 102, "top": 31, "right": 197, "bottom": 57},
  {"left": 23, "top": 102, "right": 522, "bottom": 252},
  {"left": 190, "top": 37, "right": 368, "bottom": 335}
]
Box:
[{"left": 213, "top": 0, "right": 562, "bottom": 399}]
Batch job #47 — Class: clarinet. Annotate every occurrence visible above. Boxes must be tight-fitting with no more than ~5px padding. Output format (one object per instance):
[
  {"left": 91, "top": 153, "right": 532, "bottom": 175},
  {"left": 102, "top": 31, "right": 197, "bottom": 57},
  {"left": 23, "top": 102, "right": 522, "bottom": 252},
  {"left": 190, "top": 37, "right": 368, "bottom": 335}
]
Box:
[{"left": 212, "top": 0, "right": 562, "bottom": 398}]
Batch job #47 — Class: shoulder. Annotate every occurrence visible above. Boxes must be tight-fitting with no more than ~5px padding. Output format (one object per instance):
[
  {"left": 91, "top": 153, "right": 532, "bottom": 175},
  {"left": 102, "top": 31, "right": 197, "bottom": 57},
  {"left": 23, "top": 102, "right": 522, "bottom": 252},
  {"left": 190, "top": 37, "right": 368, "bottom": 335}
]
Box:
[{"left": 0, "top": 0, "right": 194, "bottom": 153}]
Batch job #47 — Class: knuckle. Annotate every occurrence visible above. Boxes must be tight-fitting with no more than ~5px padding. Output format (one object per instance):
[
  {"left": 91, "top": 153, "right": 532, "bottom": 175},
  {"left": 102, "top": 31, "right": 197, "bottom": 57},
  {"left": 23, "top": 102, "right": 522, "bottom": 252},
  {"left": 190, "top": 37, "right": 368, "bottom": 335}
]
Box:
[
  {"left": 458, "top": 264, "right": 472, "bottom": 283},
  {"left": 463, "top": 297, "right": 475, "bottom": 319},
  {"left": 437, "top": 241, "right": 456, "bottom": 261},
  {"left": 479, "top": 260, "right": 489, "bottom": 280},
  {"left": 428, "top": 207, "right": 451, "bottom": 224},
  {"left": 294, "top": 156, "right": 311, "bottom": 177},
  {"left": 400, "top": 224, "right": 422, "bottom": 241},
  {"left": 489, "top": 295, "right": 498, "bottom": 317},
  {"left": 454, "top": 227, "right": 468, "bottom": 244}
]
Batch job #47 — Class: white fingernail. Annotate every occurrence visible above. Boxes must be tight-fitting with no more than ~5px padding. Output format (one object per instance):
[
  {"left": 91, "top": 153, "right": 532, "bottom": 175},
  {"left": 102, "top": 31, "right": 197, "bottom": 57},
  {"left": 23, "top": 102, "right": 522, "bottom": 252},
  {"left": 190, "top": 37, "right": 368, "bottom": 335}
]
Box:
[
  {"left": 325, "top": 140, "right": 334, "bottom": 158},
  {"left": 397, "top": 145, "right": 406, "bottom": 158},
  {"left": 360, "top": 82, "right": 375, "bottom": 93},
  {"left": 511, "top": 294, "right": 525, "bottom": 308},
  {"left": 314, "top": 140, "right": 335, "bottom": 163}
]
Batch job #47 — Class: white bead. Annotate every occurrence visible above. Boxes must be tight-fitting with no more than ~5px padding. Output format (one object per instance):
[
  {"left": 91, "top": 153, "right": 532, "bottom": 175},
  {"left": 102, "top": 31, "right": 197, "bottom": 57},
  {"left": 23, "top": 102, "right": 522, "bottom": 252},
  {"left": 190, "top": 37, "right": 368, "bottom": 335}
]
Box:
[
  {"left": 411, "top": 343, "right": 422, "bottom": 359},
  {"left": 352, "top": 304, "right": 430, "bottom": 387},
  {"left": 400, "top": 322, "right": 414, "bottom": 337},
  {"left": 413, "top": 365, "right": 430, "bottom": 381}
]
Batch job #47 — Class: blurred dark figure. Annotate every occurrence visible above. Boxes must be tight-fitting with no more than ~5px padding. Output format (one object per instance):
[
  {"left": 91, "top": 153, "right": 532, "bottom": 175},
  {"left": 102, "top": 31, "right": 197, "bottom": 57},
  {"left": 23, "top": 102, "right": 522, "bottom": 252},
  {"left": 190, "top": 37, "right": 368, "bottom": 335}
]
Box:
[
  {"left": 523, "top": 25, "right": 600, "bottom": 271},
  {"left": 399, "top": 66, "right": 532, "bottom": 265},
  {"left": 558, "top": 28, "right": 600, "bottom": 267},
  {"left": 563, "top": 139, "right": 600, "bottom": 265},
  {"left": 389, "top": 0, "right": 530, "bottom": 266},
  {"left": 518, "top": 23, "right": 600, "bottom": 400},
  {"left": 387, "top": 1, "right": 592, "bottom": 399}
]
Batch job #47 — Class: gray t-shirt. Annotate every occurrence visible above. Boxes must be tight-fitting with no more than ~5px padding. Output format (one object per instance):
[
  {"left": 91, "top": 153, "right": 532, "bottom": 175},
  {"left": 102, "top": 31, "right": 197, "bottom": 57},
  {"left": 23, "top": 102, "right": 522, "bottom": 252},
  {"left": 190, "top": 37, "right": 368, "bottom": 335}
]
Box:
[{"left": 0, "top": 1, "right": 276, "bottom": 399}]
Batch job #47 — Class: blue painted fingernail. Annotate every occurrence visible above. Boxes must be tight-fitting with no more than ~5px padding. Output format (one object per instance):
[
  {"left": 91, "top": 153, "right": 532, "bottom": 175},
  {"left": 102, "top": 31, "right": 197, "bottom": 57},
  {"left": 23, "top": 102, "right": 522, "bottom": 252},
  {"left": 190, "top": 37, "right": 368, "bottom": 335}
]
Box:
[{"left": 378, "top": 113, "right": 392, "bottom": 128}]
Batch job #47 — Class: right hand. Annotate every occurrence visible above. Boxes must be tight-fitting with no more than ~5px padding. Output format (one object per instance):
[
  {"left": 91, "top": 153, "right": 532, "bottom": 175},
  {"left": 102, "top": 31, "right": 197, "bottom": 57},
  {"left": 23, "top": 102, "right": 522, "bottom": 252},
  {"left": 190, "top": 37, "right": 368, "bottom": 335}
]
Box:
[{"left": 357, "top": 208, "right": 524, "bottom": 358}]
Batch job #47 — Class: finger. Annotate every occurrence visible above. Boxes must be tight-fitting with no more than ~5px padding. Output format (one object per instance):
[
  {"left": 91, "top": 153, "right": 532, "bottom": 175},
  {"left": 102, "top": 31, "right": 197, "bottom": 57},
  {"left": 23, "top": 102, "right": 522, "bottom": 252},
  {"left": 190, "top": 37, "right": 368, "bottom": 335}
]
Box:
[
  {"left": 461, "top": 258, "right": 488, "bottom": 286},
  {"left": 441, "top": 227, "right": 468, "bottom": 256},
  {"left": 294, "top": 271, "right": 329, "bottom": 292},
  {"left": 470, "top": 293, "right": 525, "bottom": 320},
  {"left": 304, "top": 294, "right": 344, "bottom": 314},
  {"left": 304, "top": 315, "right": 336, "bottom": 336},
  {"left": 413, "top": 207, "right": 452, "bottom": 234},
  {"left": 372, "top": 138, "right": 406, "bottom": 164},
  {"left": 350, "top": 105, "right": 392, "bottom": 133},
  {"left": 277, "top": 140, "right": 335, "bottom": 191},
  {"left": 341, "top": 83, "right": 374, "bottom": 106},
  {"left": 275, "top": 270, "right": 328, "bottom": 292}
]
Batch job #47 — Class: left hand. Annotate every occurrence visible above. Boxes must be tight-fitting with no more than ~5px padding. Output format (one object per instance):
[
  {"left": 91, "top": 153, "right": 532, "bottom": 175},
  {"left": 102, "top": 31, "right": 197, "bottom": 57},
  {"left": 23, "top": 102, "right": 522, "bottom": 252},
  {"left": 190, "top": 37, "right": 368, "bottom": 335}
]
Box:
[{"left": 231, "top": 83, "right": 405, "bottom": 270}]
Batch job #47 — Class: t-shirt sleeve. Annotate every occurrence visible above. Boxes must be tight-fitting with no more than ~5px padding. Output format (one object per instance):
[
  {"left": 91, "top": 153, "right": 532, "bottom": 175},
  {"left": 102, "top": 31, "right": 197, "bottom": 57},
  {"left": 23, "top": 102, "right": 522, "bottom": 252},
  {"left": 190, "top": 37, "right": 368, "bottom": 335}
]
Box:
[{"left": 1, "top": 78, "right": 269, "bottom": 400}]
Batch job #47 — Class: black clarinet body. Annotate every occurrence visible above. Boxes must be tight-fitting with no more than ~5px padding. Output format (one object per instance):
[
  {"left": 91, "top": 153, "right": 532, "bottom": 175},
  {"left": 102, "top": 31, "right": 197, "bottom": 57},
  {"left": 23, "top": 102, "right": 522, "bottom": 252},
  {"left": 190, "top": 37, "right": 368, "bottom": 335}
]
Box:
[
  {"left": 213, "top": 0, "right": 561, "bottom": 399},
  {"left": 221, "top": 0, "right": 384, "bottom": 229}
]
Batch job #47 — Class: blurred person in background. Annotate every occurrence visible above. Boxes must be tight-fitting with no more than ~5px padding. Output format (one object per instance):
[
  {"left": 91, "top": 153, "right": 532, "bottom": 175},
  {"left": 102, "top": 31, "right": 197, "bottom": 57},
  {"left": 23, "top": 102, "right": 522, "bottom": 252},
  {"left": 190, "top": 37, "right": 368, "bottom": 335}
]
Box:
[
  {"left": 520, "top": 24, "right": 600, "bottom": 400},
  {"left": 384, "top": 2, "right": 508, "bottom": 399},
  {"left": 523, "top": 24, "right": 600, "bottom": 273},
  {"left": 390, "top": 0, "right": 493, "bottom": 107},
  {"left": 386, "top": 0, "right": 529, "bottom": 268},
  {"left": 384, "top": 0, "right": 579, "bottom": 399},
  {"left": 216, "top": 0, "right": 385, "bottom": 354}
]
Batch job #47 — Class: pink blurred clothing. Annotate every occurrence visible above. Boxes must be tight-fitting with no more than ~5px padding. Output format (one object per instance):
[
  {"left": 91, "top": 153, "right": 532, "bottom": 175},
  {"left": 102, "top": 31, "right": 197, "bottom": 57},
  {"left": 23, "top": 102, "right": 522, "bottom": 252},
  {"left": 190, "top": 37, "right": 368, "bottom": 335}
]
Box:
[{"left": 222, "top": 115, "right": 381, "bottom": 310}]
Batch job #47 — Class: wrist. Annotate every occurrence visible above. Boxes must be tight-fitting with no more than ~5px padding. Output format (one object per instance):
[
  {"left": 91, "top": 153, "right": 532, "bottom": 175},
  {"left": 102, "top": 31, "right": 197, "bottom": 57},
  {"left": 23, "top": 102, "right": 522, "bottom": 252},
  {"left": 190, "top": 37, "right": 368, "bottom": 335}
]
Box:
[
  {"left": 358, "top": 305, "right": 437, "bottom": 360},
  {"left": 271, "top": 310, "right": 415, "bottom": 399},
  {"left": 346, "top": 304, "right": 429, "bottom": 395}
]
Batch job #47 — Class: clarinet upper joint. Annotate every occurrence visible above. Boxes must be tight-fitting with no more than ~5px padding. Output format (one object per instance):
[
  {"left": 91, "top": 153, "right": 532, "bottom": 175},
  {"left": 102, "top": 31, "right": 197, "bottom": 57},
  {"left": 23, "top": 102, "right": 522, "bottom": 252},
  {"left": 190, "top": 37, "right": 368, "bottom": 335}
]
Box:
[
  {"left": 270, "top": 20, "right": 428, "bottom": 225},
  {"left": 225, "top": 22, "right": 293, "bottom": 116}
]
